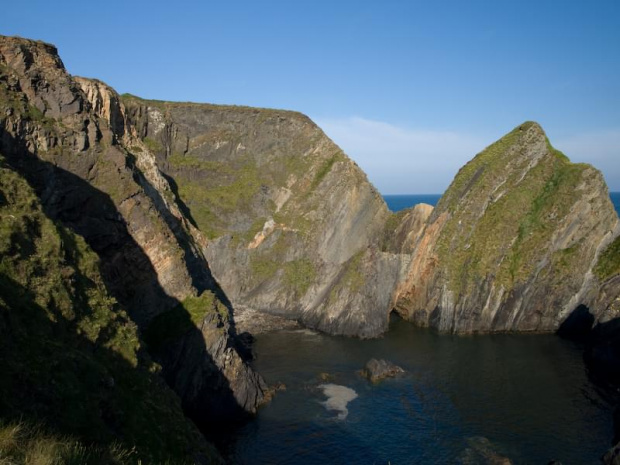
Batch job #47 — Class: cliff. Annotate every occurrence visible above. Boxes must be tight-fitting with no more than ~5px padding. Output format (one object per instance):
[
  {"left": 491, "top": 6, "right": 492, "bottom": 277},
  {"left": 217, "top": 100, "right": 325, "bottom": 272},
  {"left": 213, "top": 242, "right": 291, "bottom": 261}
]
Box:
[
  {"left": 119, "top": 94, "right": 421, "bottom": 337},
  {"left": 0, "top": 154, "right": 219, "bottom": 462},
  {"left": 0, "top": 35, "right": 267, "bottom": 457},
  {"left": 394, "top": 122, "right": 620, "bottom": 333}
]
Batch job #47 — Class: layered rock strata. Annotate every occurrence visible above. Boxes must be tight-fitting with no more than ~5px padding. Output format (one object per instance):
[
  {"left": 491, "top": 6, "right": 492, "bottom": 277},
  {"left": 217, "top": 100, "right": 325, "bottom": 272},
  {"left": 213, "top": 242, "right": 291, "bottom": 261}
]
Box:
[
  {"left": 0, "top": 35, "right": 267, "bottom": 436},
  {"left": 394, "top": 122, "right": 620, "bottom": 333}
]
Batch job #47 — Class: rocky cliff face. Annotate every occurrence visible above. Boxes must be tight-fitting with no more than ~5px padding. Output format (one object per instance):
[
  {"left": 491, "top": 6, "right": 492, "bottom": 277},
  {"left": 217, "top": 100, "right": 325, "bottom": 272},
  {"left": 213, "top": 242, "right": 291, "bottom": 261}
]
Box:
[
  {"left": 0, "top": 34, "right": 267, "bottom": 444},
  {"left": 394, "top": 122, "right": 620, "bottom": 333},
  {"left": 120, "top": 95, "right": 419, "bottom": 337},
  {"left": 0, "top": 150, "right": 219, "bottom": 462}
]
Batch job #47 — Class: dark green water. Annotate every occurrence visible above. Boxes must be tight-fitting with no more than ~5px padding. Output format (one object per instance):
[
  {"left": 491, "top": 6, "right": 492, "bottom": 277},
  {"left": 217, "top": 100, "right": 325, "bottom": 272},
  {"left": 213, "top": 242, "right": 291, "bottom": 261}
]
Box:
[{"left": 229, "top": 318, "right": 614, "bottom": 464}]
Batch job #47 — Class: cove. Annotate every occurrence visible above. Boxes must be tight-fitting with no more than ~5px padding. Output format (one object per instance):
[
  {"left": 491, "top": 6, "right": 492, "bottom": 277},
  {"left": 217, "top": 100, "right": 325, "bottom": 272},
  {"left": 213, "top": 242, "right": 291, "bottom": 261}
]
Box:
[{"left": 227, "top": 318, "right": 614, "bottom": 464}]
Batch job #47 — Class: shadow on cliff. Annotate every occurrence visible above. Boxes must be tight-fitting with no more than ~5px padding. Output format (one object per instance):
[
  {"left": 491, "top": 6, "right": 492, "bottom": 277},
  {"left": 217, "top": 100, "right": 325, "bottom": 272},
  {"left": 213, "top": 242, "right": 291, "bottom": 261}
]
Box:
[
  {"left": 0, "top": 273, "right": 217, "bottom": 462},
  {"left": 557, "top": 304, "right": 596, "bottom": 342},
  {"left": 557, "top": 304, "right": 620, "bottom": 446},
  {"left": 0, "top": 128, "right": 253, "bottom": 441}
]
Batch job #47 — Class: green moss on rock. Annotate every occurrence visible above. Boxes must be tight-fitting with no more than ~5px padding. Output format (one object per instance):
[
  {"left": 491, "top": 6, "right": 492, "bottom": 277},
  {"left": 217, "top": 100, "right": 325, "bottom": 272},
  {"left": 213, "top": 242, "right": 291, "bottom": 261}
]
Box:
[
  {"left": 595, "top": 236, "right": 620, "bottom": 281},
  {"left": 144, "top": 291, "right": 224, "bottom": 352},
  {"left": 435, "top": 122, "right": 594, "bottom": 298}
]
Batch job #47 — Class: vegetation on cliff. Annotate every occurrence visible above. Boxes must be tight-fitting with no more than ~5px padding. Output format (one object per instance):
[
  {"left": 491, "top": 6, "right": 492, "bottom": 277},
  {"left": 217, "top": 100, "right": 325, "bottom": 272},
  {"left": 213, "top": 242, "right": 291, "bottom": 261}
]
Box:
[
  {"left": 396, "top": 121, "right": 619, "bottom": 332},
  {"left": 595, "top": 236, "right": 620, "bottom": 282},
  {"left": 436, "top": 122, "right": 591, "bottom": 297},
  {"left": 0, "top": 154, "right": 219, "bottom": 462}
]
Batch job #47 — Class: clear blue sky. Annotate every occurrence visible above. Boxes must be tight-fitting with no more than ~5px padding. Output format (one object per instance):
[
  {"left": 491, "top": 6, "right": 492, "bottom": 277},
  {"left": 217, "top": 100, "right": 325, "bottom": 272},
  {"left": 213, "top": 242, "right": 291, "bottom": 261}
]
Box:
[{"left": 2, "top": 0, "right": 619, "bottom": 193}]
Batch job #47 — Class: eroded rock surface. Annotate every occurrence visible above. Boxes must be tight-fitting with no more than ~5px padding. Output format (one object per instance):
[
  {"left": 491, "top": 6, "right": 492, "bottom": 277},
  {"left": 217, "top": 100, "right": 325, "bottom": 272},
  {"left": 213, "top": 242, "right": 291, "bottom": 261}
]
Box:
[
  {"left": 394, "top": 122, "right": 620, "bottom": 333},
  {"left": 121, "top": 94, "right": 419, "bottom": 337},
  {"left": 0, "top": 35, "right": 267, "bottom": 433}
]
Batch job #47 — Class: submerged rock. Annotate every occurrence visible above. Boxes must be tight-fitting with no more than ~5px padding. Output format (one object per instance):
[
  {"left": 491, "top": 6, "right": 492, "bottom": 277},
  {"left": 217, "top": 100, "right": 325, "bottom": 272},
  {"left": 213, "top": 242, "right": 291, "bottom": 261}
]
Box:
[
  {"left": 360, "top": 358, "right": 404, "bottom": 382},
  {"left": 458, "top": 437, "right": 512, "bottom": 465}
]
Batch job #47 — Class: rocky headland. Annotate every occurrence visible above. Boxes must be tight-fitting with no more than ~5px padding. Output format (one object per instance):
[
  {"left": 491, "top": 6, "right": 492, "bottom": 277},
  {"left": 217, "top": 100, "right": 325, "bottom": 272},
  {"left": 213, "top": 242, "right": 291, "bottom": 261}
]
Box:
[{"left": 1, "top": 34, "right": 619, "bottom": 462}]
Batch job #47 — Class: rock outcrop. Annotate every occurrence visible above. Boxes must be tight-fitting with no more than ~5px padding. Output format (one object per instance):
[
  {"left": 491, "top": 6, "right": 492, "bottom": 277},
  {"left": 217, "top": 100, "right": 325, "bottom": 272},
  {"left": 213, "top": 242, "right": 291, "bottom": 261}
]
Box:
[
  {"left": 394, "top": 122, "right": 620, "bottom": 333},
  {"left": 0, "top": 34, "right": 267, "bottom": 446},
  {"left": 120, "top": 94, "right": 423, "bottom": 337},
  {"left": 0, "top": 152, "right": 220, "bottom": 463},
  {"left": 360, "top": 358, "right": 405, "bottom": 382}
]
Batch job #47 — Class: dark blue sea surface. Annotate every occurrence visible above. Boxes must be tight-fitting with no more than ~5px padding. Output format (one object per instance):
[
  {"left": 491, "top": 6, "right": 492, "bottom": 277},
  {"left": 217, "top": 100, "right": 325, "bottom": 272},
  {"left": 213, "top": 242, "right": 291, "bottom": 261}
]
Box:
[
  {"left": 384, "top": 194, "right": 441, "bottom": 212},
  {"left": 385, "top": 192, "right": 620, "bottom": 216},
  {"left": 230, "top": 319, "right": 613, "bottom": 464},
  {"left": 611, "top": 192, "right": 620, "bottom": 215}
]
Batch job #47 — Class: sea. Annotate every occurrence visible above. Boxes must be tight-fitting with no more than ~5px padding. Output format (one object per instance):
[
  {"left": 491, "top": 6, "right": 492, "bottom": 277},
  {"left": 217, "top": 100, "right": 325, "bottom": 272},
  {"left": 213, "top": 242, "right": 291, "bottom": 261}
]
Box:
[
  {"left": 384, "top": 192, "right": 620, "bottom": 215},
  {"left": 226, "top": 192, "right": 620, "bottom": 464},
  {"left": 229, "top": 319, "right": 613, "bottom": 464}
]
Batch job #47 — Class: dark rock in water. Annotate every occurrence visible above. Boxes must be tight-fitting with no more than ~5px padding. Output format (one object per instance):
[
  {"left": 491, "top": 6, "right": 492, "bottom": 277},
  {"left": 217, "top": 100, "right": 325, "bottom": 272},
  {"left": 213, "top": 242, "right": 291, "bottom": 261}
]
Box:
[
  {"left": 360, "top": 358, "right": 404, "bottom": 382},
  {"left": 262, "top": 381, "right": 287, "bottom": 403},
  {"left": 458, "top": 437, "right": 512, "bottom": 465}
]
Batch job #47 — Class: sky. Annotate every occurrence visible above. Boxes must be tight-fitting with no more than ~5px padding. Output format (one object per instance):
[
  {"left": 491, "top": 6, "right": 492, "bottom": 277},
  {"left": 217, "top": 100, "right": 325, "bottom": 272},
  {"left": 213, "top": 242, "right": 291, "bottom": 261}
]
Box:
[{"left": 2, "top": 0, "right": 619, "bottom": 193}]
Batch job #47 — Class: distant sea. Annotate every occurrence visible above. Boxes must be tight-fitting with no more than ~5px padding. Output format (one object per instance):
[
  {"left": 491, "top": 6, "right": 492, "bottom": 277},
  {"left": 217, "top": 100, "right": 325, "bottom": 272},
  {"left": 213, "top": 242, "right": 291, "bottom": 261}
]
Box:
[
  {"left": 383, "top": 194, "right": 441, "bottom": 212},
  {"left": 385, "top": 192, "right": 620, "bottom": 216}
]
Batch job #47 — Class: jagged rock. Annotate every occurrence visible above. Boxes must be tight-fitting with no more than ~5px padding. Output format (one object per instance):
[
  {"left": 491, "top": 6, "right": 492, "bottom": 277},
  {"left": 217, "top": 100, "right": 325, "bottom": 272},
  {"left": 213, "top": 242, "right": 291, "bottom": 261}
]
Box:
[
  {"left": 0, "top": 34, "right": 267, "bottom": 436},
  {"left": 394, "top": 122, "right": 620, "bottom": 333},
  {"left": 360, "top": 358, "right": 404, "bottom": 382},
  {"left": 121, "top": 94, "right": 414, "bottom": 337}
]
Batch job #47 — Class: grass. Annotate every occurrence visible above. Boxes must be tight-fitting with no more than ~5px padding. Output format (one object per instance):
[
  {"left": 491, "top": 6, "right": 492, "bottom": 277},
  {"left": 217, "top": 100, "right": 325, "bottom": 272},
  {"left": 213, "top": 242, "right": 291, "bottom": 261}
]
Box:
[
  {"left": 283, "top": 259, "right": 316, "bottom": 296},
  {"left": 0, "top": 421, "right": 138, "bottom": 465},
  {"left": 250, "top": 256, "right": 280, "bottom": 283},
  {"left": 434, "top": 122, "right": 592, "bottom": 298},
  {"left": 310, "top": 151, "right": 344, "bottom": 191},
  {"left": 328, "top": 251, "right": 366, "bottom": 304},
  {"left": 143, "top": 137, "right": 163, "bottom": 154},
  {"left": 168, "top": 156, "right": 262, "bottom": 238},
  {"left": 120, "top": 93, "right": 310, "bottom": 122},
  {"left": 143, "top": 291, "right": 224, "bottom": 352},
  {"left": 595, "top": 236, "right": 620, "bottom": 281},
  {"left": 0, "top": 155, "right": 220, "bottom": 463}
]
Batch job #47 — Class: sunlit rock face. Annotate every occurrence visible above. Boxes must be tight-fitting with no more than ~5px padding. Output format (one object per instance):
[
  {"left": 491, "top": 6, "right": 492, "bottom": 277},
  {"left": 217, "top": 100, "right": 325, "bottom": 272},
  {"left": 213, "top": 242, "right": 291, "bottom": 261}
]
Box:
[{"left": 394, "top": 122, "right": 620, "bottom": 333}]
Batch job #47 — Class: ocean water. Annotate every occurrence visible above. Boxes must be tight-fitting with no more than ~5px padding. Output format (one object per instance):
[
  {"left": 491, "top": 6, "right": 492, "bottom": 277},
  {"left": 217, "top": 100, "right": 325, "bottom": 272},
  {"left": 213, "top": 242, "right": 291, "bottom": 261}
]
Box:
[
  {"left": 226, "top": 193, "right": 620, "bottom": 463},
  {"left": 385, "top": 192, "right": 620, "bottom": 216},
  {"left": 383, "top": 194, "right": 441, "bottom": 212},
  {"left": 229, "top": 318, "right": 614, "bottom": 464},
  {"left": 612, "top": 192, "right": 620, "bottom": 215}
]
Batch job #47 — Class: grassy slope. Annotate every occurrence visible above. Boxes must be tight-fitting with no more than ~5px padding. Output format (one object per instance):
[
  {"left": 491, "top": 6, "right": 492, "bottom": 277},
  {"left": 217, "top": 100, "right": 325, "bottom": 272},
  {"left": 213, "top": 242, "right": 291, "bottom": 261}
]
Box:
[
  {"left": 0, "top": 155, "right": 219, "bottom": 464},
  {"left": 595, "top": 236, "right": 620, "bottom": 281}
]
